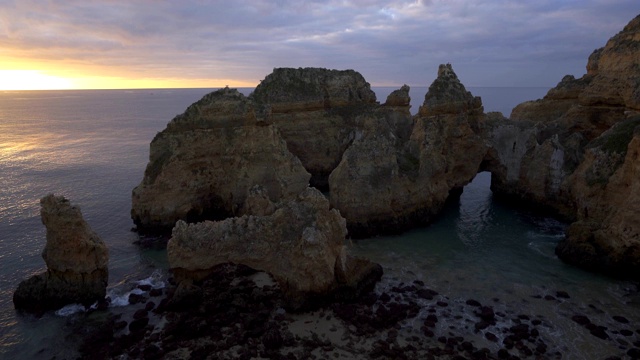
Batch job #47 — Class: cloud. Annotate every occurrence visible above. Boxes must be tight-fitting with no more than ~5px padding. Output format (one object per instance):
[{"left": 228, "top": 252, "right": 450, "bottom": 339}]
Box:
[{"left": 0, "top": 0, "right": 638, "bottom": 87}]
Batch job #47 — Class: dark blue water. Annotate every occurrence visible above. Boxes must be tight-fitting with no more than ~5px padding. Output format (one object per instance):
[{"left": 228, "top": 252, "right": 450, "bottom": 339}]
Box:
[{"left": 1, "top": 87, "right": 637, "bottom": 359}]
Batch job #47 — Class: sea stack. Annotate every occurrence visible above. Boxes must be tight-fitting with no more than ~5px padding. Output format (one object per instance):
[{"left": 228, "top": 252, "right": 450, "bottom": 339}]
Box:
[
  {"left": 13, "top": 194, "right": 109, "bottom": 313},
  {"left": 167, "top": 186, "right": 383, "bottom": 310}
]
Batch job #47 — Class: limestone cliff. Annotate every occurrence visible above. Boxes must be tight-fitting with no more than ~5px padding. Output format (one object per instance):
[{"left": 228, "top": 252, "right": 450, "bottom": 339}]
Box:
[
  {"left": 488, "top": 14, "right": 640, "bottom": 278},
  {"left": 556, "top": 117, "right": 640, "bottom": 278},
  {"left": 250, "top": 67, "right": 378, "bottom": 189},
  {"left": 131, "top": 87, "right": 310, "bottom": 232},
  {"left": 13, "top": 195, "right": 109, "bottom": 313},
  {"left": 167, "top": 187, "right": 382, "bottom": 309},
  {"left": 329, "top": 64, "right": 486, "bottom": 237}
]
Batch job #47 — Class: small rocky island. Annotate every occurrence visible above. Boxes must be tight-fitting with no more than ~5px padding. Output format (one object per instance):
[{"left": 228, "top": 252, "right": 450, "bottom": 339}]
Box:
[
  {"left": 14, "top": 13, "right": 640, "bottom": 360},
  {"left": 13, "top": 194, "right": 109, "bottom": 313}
]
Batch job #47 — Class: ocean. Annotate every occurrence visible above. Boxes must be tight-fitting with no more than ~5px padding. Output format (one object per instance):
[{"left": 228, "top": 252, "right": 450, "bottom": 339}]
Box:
[{"left": 1, "top": 87, "right": 638, "bottom": 359}]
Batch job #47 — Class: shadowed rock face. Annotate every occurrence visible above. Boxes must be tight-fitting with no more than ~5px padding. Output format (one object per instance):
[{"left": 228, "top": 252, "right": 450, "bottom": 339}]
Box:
[
  {"left": 167, "top": 187, "right": 382, "bottom": 309},
  {"left": 484, "top": 14, "right": 640, "bottom": 279},
  {"left": 131, "top": 87, "right": 311, "bottom": 232},
  {"left": 13, "top": 195, "right": 108, "bottom": 313},
  {"left": 250, "top": 67, "right": 379, "bottom": 190},
  {"left": 329, "top": 64, "right": 486, "bottom": 237}
]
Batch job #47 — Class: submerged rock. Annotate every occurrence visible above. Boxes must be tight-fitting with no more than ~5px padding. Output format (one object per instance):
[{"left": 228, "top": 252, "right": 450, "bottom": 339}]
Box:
[
  {"left": 13, "top": 194, "right": 109, "bottom": 313},
  {"left": 167, "top": 187, "right": 382, "bottom": 309}
]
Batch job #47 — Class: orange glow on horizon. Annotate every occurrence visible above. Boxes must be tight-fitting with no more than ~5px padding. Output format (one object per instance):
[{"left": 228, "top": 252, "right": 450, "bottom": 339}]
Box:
[
  {"left": 0, "top": 70, "right": 74, "bottom": 90},
  {"left": 0, "top": 65, "right": 256, "bottom": 90}
]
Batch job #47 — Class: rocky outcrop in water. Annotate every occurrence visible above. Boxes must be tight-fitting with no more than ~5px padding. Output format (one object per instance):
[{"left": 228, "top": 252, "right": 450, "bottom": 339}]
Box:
[
  {"left": 167, "top": 187, "right": 382, "bottom": 309},
  {"left": 556, "top": 117, "right": 640, "bottom": 277},
  {"left": 250, "top": 67, "right": 378, "bottom": 189},
  {"left": 487, "top": 14, "right": 640, "bottom": 278},
  {"left": 329, "top": 64, "right": 486, "bottom": 237},
  {"left": 131, "top": 14, "right": 640, "bottom": 279},
  {"left": 131, "top": 87, "right": 311, "bottom": 232},
  {"left": 13, "top": 194, "right": 109, "bottom": 313}
]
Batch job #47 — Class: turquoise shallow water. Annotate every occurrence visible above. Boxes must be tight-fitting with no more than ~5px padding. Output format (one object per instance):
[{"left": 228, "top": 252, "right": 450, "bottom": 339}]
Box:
[{"left": 1, "top": 86, "right": 637, "bottom": 359}]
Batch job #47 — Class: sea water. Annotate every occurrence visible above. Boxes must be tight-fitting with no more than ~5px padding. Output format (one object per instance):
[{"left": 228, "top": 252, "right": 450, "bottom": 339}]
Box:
[{"left": 1, "top": 86, "right": 638, "bottom": 359}]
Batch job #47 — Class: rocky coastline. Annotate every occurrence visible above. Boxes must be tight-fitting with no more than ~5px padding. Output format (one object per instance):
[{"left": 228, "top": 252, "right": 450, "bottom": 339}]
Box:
[{"left": 13, "top": 13, "right": 640, "bottom": 360}]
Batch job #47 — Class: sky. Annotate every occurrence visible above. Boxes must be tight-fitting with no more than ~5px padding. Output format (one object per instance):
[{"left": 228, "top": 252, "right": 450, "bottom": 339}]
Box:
[{"left": 1, "top": 0, "right": 639, "bottom": 90}]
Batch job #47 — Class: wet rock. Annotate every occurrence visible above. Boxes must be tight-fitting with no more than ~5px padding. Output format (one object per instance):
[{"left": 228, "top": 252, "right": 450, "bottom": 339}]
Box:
[
  {"left": 589, "top": 326, "right": 609, "bottom": 340},
  {"left": 475, "top": 306, "right": 495, "bottom": 321},
  {"left": 466, "top": 299, "right": 481, "bottom": 307},
  {"left": 144, "top": 301, "right": 155, "bottom": 311},
  {"left": 133, "top": 309, "right": 148, "bottom": 320},
  {"left": 613, "top": 315, "right": 630, "bottom": 324},
  {"left": 571, "top": 315, "right": 591, "bottom": 326},
  {"left": 485, "top": 332, "right": 498, "bottom": 342},
  {"left": 417, "top": 289, "right": 438, "bottom": 300},
  {"left": 509, "top": 324, "right": 530, "bottom": 341},
  {"left": 13, "top": 195, "right": 109, "bottom": 313},
  {"left": 497, "top": 348, "right": 510, "bottom": 359},
  {"left": 262, "top": 327, "right": 284, "bottom": 350},
  {"left": 129, "top": 317, "right": 149, "bottom": 333},
  {"left": 628, "top": 348, "right": 640, "bottom": 359},
  {"left": 129, "top": 293, "right": 147, "bottom": 305}
]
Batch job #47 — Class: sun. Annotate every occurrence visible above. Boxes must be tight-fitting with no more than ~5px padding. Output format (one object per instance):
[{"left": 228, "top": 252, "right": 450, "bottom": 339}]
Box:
[{"left": 0, "top": 70, "right": 74, "bottom": 90}]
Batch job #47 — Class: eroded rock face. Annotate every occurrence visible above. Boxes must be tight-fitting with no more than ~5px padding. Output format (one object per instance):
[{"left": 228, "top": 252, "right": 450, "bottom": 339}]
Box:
[
  {"left": 329, "top": 64, "right": 486, "bottom": 237},
  {"left": 250, "top": 67, "right": 378, "bottom": 189},
  {"left": 556, "top": 118, "right": 640, "bottom": 278},
  {"left": 13, "top": 195, "right": 109, "bottom": 313},
  {"left": 167, "top": 187, "right": 382, "bottom": 309},
  {"left": 487, "top": 14, "right": 640, "bottom": 278},
  {"left": 131, "top": 87, "right": 311, "bottom": 232}
]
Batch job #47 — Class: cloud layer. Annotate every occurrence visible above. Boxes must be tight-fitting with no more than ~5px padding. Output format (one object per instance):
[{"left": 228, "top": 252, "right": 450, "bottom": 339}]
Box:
[{"left": 1, "top": 0, "right": 638, "bottom": 87}]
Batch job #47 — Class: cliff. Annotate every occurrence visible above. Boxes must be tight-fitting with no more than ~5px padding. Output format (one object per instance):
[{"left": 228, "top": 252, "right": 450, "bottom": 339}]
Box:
[
  {"left": 329, "top": 64, "right": 486, "bottom": 237},
  {"left": 131, "top": 87, "right": 311, "bottom": 232},
  {"left": 250, "top": 67, "right": 379, "bottom": 189},
  {"left": 13, "top": 195, "right": 109, "bottom": 313},
  {"left": 488, "top": 14, "right": 640, "bottom": 278}
]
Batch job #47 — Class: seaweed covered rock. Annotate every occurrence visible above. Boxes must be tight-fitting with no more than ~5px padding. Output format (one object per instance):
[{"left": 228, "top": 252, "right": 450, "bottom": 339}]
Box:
[
  {"left": 13, "top": 195, "right": 109, "bottom": 313},
  {"left": 131, "top": 87, "right": 310, "bottom": 232},
  {"left": 167, "top": 187, "right": 382, "bottom": 309}
]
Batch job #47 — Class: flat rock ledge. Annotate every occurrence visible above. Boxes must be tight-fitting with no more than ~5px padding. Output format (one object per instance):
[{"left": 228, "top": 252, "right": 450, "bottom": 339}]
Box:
[
  {"left": 167, "top": 187, "right": 382, "bottom": 310},
  {"left": 13, "top": 194, "right": 109, "bottom": 313}
]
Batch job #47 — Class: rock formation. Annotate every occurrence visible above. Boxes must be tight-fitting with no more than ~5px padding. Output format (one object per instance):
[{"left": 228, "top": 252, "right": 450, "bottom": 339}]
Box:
[
  {"left": 132, "top": 14, "right": 640, "bottom": 279},
  {"left": 131, "top": 87, "right": 311, "bottom": 232},
  {"left": 556, "top": 117, "right": 640, "bottom": 277},
  {"left": 485, "top": 14, "right": 640, "bottom": 278},
  {"left": 329, "top": 64, "right": 486, "bottom": 237},
  {"left": 250, "top": 67, "right": 378, "bottom": 189},
  {"left": 167, "top": 187, "right": 382, "bottom": 309},
  {"left": 13, "top": 194, "right": 109, "bottom": 313}
]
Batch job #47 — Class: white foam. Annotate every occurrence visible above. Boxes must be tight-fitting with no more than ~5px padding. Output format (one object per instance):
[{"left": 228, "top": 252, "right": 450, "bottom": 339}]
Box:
[
  {"left": 136, "top": 269, "right": 166, "bottom": 289},
  {"left": 55, "top": 303, "right": 86, "bottom": 317}
]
